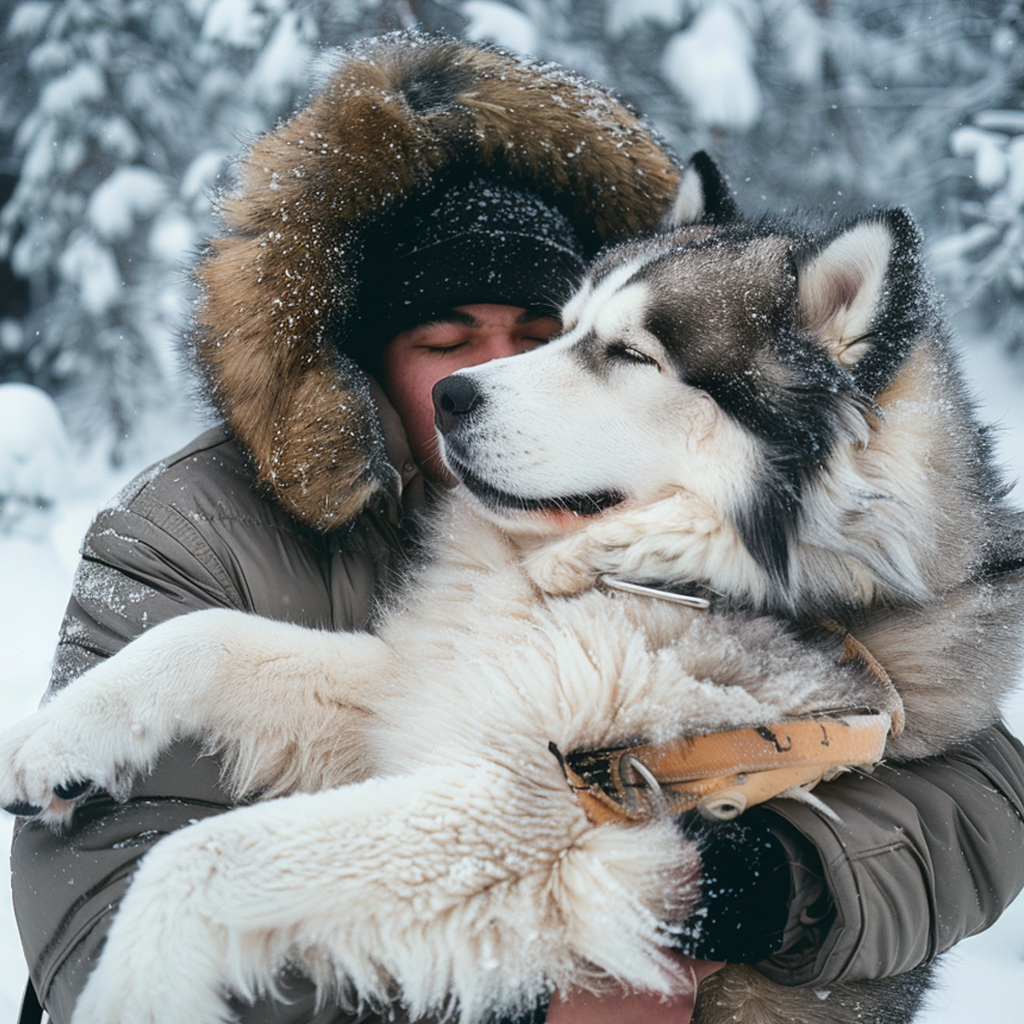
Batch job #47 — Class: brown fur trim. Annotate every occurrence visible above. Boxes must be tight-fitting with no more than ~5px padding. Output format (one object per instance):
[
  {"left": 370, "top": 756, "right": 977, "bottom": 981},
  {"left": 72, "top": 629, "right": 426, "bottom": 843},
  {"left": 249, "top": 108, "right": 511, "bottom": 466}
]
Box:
[{"left": 192, "top": 32, "right": 681, "bottom": 531}]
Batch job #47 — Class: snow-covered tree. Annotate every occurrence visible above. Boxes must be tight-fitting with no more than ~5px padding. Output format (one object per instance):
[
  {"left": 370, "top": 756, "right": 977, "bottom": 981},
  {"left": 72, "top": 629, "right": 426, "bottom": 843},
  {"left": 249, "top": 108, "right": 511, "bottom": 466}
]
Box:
[
  {"left": 458, "top": 0, "right": 1024, "bottom": 353},
  {"left": 929, "top": 8, "right": 1024, "bottom": 355},
  {"left": 2, "top": 0, "right": 211, "bottom": 453},
  {"left": 0, "top": 2, "right": 47, "bottom": 387},
  {"left": 0, "top": 0, "right": 424, "bottom": 459}
]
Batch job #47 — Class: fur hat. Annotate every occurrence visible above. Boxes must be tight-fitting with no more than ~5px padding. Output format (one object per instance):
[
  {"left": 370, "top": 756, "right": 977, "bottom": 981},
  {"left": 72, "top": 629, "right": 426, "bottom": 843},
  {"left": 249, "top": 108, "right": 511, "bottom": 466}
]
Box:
[{"left": 191, "top": 32, "right": 682, "bottom": 531}]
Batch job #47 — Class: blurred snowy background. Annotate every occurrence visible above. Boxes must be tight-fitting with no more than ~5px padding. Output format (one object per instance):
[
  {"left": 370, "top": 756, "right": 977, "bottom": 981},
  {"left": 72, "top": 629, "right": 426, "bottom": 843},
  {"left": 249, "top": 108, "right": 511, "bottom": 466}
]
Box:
[{"left": 1, "top": 0, "right": 1023, "bottom": 1020}]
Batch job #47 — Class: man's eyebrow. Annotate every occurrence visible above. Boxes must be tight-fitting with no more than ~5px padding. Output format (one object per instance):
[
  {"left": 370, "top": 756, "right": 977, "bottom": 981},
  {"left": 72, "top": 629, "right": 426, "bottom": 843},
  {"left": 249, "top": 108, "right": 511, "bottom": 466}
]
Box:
[
  {"left": 418, "top": 307, "right": 560, "bottom": 328},
  {"left": 420, "top": 310, "right": 479, "bottom": 328},
  {"left": 517, "top": 307, "right": 561, "bottom": 324}
]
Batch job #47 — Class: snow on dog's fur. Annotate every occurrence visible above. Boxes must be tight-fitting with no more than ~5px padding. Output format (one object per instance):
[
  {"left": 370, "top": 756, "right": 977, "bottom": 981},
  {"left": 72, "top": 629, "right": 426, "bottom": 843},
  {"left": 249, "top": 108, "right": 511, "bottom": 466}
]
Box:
[{"left": 1, "top": 155, "right": 1022, "bottom": 1024}]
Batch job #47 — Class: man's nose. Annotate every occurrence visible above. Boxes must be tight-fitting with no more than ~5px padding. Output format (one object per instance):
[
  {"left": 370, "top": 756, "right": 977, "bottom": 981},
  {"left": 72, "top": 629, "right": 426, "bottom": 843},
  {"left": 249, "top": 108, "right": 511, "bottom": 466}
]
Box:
[{"left": 433, "top": 374, "right": 483, "bottom": 435}]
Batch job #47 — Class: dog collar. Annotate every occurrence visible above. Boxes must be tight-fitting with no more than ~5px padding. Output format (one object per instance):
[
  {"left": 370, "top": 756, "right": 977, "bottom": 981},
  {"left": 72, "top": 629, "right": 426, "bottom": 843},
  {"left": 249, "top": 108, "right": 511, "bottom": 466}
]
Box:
[
  {"left": 555, "top": 603, "right": 904, "bottom": 824},
  {"left": 554, "top": 711, "right": 893, "bottom": 825},
  {"left": 598, "top": 574, "right": 713, "bottom": 610}
]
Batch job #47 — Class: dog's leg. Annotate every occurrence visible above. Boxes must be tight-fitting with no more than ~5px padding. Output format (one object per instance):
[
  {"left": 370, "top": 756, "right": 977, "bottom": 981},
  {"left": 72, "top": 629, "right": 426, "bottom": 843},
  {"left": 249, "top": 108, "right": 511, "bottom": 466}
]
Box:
[
  {"left": 71, "top": 763, "right": 698, "bottom": 1024},
  {"left": 0, "top": 609, "right": 392, "bottom": 824},
  {"left": 523, "top": 492, "right": 756, "bottom": 600}
]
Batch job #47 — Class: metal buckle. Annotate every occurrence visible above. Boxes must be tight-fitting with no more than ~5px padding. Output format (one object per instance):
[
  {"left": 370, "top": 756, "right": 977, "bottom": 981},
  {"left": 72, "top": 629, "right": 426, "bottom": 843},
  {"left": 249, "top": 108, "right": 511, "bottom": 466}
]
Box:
[{"left": 620, "top": 754, "right": 668, "bottom": 816}]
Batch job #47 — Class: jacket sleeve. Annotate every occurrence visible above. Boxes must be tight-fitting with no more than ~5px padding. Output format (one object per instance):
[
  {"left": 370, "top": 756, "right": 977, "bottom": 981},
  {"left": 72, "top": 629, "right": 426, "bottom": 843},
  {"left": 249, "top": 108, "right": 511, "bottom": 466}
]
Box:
[
  {"left": 9, "top": 499, "right": 384, "bottom": 1024},
  {"left": 754, "top": 722, "right": 1024, "bottom": 986}
]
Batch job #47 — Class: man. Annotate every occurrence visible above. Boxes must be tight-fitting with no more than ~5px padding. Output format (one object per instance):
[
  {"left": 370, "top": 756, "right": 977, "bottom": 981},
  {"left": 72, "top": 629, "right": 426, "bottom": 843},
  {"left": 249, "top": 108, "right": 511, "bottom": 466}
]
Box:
[{"left": 12, "top": 32, "right": 1024, "bottom": 1024}]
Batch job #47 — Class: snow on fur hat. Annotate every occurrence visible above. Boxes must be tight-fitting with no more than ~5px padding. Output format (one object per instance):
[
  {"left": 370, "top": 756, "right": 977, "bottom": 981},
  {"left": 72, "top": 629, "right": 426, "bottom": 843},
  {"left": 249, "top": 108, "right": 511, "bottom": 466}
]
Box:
[{"left": 192, "top": 31, "right": 682, "bottom": 532}]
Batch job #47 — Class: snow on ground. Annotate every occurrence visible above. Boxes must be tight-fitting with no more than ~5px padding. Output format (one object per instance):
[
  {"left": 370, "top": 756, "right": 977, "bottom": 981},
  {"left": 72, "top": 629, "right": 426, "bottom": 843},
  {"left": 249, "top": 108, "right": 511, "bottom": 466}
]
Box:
[{"left": 1, "top": 340, "right": 1023, "bottom": 1021}]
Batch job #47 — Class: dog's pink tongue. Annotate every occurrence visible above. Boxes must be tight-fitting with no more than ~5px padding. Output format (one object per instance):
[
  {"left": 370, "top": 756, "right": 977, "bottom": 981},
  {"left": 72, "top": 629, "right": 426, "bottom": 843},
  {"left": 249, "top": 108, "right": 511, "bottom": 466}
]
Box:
[{"left": 545, "top": 956, "right": 724, "bottom": 1023}]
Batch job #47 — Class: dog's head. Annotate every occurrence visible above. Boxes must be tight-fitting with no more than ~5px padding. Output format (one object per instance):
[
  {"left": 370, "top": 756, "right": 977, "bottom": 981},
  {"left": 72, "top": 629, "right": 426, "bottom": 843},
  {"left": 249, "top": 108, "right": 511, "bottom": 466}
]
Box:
[{"left": 432, "top": 154, "right": 938, "bottom": 585}]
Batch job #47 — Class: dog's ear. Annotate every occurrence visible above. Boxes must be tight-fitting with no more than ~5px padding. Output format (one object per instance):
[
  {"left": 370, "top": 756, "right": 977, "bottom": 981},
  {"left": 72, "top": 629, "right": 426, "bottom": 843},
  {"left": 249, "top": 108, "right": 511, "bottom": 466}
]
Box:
[
  {"left": 661, "top": 151, "right": 740, "bottom": 229},
  {"left": 797, "top": 209, "right": 925, "bottom": 376}
]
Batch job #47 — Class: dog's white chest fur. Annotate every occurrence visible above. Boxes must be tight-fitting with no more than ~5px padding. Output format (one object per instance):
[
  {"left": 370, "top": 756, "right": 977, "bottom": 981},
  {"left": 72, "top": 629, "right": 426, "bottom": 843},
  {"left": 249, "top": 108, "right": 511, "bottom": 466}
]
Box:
[{"left": 372, "top": 495, "right": 876, "bottom": 783}]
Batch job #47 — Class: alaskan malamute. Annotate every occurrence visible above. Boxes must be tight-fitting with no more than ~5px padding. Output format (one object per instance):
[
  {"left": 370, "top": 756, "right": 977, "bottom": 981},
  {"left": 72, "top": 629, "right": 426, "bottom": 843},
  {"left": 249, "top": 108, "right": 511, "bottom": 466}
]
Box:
[{"left": 2, "top": 155, "right": 1022, "bottom": 1024}]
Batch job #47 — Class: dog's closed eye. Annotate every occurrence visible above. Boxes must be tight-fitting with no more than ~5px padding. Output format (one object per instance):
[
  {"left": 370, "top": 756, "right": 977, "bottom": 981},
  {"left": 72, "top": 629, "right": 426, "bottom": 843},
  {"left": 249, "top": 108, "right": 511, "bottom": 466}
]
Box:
[{"left": 607, "top": 343, "right": 660, "bottom": 369}]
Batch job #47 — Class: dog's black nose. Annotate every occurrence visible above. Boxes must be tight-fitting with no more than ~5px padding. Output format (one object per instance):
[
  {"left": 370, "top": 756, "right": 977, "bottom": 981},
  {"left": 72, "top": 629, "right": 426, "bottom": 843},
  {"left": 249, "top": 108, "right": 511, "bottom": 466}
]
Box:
[{"left": 433, "top": 374, "right": 484, "bottom": 435}]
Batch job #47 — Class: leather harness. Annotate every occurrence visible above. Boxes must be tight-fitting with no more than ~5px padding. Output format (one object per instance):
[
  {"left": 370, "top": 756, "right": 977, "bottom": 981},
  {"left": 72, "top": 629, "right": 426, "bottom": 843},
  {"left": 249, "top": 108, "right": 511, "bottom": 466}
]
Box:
[{"left": 555, "top": 580, "right": 903, "bottom": 825}]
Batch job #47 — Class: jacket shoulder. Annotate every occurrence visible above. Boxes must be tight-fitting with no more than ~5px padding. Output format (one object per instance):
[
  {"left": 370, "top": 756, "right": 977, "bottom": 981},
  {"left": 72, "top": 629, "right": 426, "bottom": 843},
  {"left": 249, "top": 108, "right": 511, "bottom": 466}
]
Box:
[
  {"left": 52, "top": 428, "right": 401, "bottom": 691},
  {"left": 105, "top": 426, "right": 269, "bottom": 528},
  {"left": 77, "top": 427, "right": 287, "bottom": 616},
  {"left": 85, "top": 426, "right": 399, "bottom": 625}
]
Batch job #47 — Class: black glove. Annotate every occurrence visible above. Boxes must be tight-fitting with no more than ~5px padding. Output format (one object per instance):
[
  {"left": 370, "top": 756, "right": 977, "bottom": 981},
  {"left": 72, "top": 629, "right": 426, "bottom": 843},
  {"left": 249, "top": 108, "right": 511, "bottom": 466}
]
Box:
[{"left": 674, "top": 807, "right": 797, "bottom": 963}]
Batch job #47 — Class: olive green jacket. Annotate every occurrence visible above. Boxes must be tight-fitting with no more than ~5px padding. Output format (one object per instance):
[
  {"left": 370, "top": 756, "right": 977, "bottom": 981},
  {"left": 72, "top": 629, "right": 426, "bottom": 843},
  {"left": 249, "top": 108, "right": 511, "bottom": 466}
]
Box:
[{"left": 12, "top": 427, "right": 1024, "bottom": 1021}]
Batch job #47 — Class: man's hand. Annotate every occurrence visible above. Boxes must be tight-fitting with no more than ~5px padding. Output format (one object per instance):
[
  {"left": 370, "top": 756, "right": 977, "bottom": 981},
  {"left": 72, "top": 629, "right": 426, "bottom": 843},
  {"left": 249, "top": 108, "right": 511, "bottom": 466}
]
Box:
[{"left": 546, "top": 956, "right": 724, "bottom": 1023}]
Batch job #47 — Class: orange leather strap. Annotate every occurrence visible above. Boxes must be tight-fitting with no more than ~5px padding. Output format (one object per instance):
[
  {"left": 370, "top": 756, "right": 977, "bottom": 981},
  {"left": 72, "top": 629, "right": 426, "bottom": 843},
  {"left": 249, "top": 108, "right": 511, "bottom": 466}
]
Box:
[
  {"left": 556, "top": 712, "right": 892, "bottom": 824},
  {"left": 554, "top": 602, "right": 901, "bottom": 825}
]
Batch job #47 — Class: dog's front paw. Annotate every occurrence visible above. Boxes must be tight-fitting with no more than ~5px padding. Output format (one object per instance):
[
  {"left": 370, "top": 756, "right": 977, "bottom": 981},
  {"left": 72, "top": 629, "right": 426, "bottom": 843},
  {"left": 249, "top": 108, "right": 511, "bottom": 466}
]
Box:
[
  {"left": 73, "top": 904, "right": 229, "bottom": 1024},
  {"left": 74, "top": 938, "right": 225, "bottom": 1024},
  {"left": 72, "top": 823, "right": 236, "bottom": 1024},
  {"left": 0, "top": 689, "right": 151, "bottom": 826},
  {"left": 0, "top": 711, "right": 106, "bottom": 826},
  {"left": 554, "top": 819, "right": 703, "bottom": 994}
]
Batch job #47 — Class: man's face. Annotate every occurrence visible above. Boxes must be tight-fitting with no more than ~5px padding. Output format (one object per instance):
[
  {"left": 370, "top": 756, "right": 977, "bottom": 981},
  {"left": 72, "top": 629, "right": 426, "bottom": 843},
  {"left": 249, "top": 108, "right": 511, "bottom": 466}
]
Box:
[{"left": 381, "top": 303, "right": 561, "bottom": 481}]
